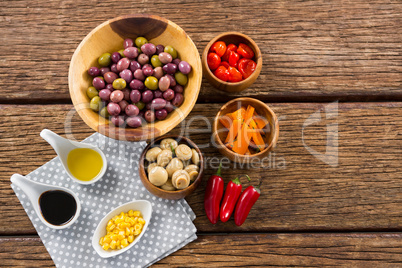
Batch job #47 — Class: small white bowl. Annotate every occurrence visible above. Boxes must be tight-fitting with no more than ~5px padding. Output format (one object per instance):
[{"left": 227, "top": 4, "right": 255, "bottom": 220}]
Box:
[{"left": 92, "top": 200, "right": 152, "bottom": 258}]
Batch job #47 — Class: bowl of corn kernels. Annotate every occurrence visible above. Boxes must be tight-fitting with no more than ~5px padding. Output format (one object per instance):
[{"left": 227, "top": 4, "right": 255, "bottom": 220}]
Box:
[{"left": 92, "top": 200, "right": 152, "bottom": 258}]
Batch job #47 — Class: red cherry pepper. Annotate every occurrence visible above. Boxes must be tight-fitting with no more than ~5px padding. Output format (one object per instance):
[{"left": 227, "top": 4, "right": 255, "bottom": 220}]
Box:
[
  {"left": 238, "top": 58, "right": 257, "bottom": 79},
  {"left": 220, "top": 175, "right": 251, "bottom": 222},
  {"left": 211, "top": 41, "right": 227, "bottom": 57},
  {"left": 214, "top": 66, "right": 229, "bottom": 82},
  {"left": 207, "top": 52, "right": 221, "bottom": 70},
  {"left": 222, "top": 44, "right": 237, "bottom": 62},
  {"left": 204, "top": 162, "right": 224, "bottom": 224},
  {"left": 228, "top": 51, "right": 240, "bottom": 68},
  {"left": 234, "top": 181, "right": 261, "bottom": 226},
  {"left": 237, "top": 43, "right": 255, "bottom": 59}
]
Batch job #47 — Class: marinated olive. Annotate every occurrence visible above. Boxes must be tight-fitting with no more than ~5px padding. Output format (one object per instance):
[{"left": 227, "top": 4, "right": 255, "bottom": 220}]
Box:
[
  {"left": 126, "top": 116, "right": 142, "bottom": 128},
  {"left": 142, "top": 90, "right": 154, "bottom": 103},
  {"left": 137, "top": 54, "right": 149, "bottom": 65},
  {"left": 144, "top": 110, "right": 155, "bottom": 123},
  {"left": 111, "top": 115, "right": 125, "bottom": 126},
  {"left": 172, "top": 93, "right": 184, "bottom": 107},
  {"left": 150, "top": 98, "right": 166, "bottom": 110},
  {"left": 134, "top": 69, "right": 145, "bottom": 81},
  {"left": 144, "top": 76, "right": 158, "bottom": 90},
  {"left": 110, "top": 64, "right": 118, "bottom": 73},
  {"left": 107, "top": 102, "right": 121, "bottom": 116},
  {"left": 99, "top": 89, "right": 111, "bottom": 101},
  {"left": 111, "top": 52, "right": 122, "bottom": 63},
  {"left": 119, "top": 100, "right": 129, "bottom": 112},
  {"left": 155, "top": 44, "right": 165, "bottom": 55},
  {"left": 110, "top": 90, "right": 124, "bottom": 103},
  {"left": 116, "top": 58, "right": 130, "bottom": 72},
  {"left": 165, "top": 101, "right": 174, "bottom": 113},
  {"left": 88, "top": 67, "right": 100, "bottom": 77},
  {"left": 98, "top": 53, "right": 112, "bottom": 67},
  {"left": 122, "top": 88, "right": 130, "bottom": 101},
  {"left": 135, "top": 101, "right": 146, "bottom": 110},
  {"left": 153, "top": 67, "right": 163, "bottom": 80},
  {"left": 90, "top": 96, "right": 102, "bottom": 111},
  {"left": 164, "top": 45, "right": 178, "bottom": 59},
  {"left": 135, "top": 37, "right": 148, "bottom": 48},
  {"left": 130, "top": 61, "right": 142, "bottom": 72},
  {"left": 86, "top": 86, "right": 99, "bottom": 99},
  {"left": 130, "top": 89, "right": 141, "bottom": 103},
  {"left": 155, "top": 109, "right": 168, "bottom": 120},
  {"left": 172, "top": 84, "right": 184, "bottom": 93},
  {"left": 158, "top": 52, "right": 173, "bottom": 64},
  {"left": 112, "top": 78, "right": 126, "bottom": 90},
  {"left": 123, "top": 47, "right": 139, "bottom": 59},
  {"left": 172, "top": 58, "right": 181, "bottom": 66},
  {"left": 100, "top": 67, "right": 111, "bottom": 76},
  {"left": 99, "top": 106, "right": 110, "bottom": 118},
  {"left": 162, "top": 63, "right": 177, "bottom": 75},
  {"left": 92, "top": 77, "right": 105, "bottom": 90},
  {"left": 178, "top": 61, "right": 192, "bottom": 75},
  {"left": 151, "top": 55, "right": 162, "bottom": 68},
  {"left": 158, "top": 75, "right": 170, "bottom": 92},
  {"left": 141, "top": 43, "right": 156, "bottom": 56},
  {"left": 105, "top": 84, "right": 114, "bottom": 91},
  {"left": 123, "top": 38, "right": 134, "bottom": 49},
  {"left": 166, "top": 74, "right": 176, "bottom": 87},
  {"left": 118, "top": 49, "right": 125, "bottom": 57},
  {"left": 174, "top": 72, "right": 188, "bottom": 86},
  {"left": 163, "top": 89, "right": 175, "bottom": 101},
  {"left": 153, "top": 90, "right": 163, "bottom": 99},
  {"left": 125, "top": 104, "right": 139, "bottom": 116},
  {"left": 142, "top": 66, "right": 154, "bottom": 77},
  {"left": 119, "top": 69, "right": 133, "bottom": 83},
  {"left": 104, "top": 72, "right": 118, "bottom": 84}
]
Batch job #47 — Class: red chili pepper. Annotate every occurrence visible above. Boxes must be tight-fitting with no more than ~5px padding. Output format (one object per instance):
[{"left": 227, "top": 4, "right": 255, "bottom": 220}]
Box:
[
  {"left": 204, "top": 162, "right": 224, "bottom": 224},
  {"left": 220, "top": 175, "right": 250, "bottom": 223},
  {"left": 234, "top": 181, "right": 261, "bottom": 226}
]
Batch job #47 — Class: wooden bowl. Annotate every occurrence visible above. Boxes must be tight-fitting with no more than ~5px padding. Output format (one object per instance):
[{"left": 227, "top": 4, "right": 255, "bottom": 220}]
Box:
[
  {"left": 69, "top": 14, "right": 202, "bottom": 141},
  {"left": 202, "top": 32, "right": 262, "bottom": 93},
  {"left": 139, "top": 135, "right": 204, "bottom": 200},
  {"left": 213, "top": 98, "right": 279, "bottom": 164}
]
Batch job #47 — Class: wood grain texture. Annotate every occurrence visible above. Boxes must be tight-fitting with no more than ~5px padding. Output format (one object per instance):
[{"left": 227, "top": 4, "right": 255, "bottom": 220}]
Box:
[
  {"left": 1, "top": 233, "right": 401, "bottom": 267},
  {"left": 0, "top": 103, "right": 400, "bottom": 234},
  {"left": 0, "top": 0, "right": 401, "bottom": 103}
]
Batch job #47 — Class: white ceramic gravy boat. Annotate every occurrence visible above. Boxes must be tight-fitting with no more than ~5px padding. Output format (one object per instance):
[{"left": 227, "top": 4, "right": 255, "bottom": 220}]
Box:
[
  {"left": 10, "top": 173, "right": 81, "bottom": 230},
  {"left": 40, "top": 129, "right": 107, "bottom": 185}
]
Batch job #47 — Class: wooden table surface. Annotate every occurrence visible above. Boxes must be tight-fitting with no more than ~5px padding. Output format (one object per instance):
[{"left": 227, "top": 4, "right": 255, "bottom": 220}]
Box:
[{"left": 1, "top": 0, "right": 401, "bottom": 267}]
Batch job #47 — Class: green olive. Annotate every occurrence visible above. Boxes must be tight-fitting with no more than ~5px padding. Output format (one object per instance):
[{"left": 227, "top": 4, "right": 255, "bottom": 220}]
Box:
[
  {"left": 98, "top": 53, "right": 112, "bottom": 67},
  {"left": 99, "top": 106, "right": 110, "bottom": 118},
  {"left": 135, "top": 37, "right": 148, "bottom": 48},
  {"left": 135, "top": 101, "right": 146, "bottom": 110},
  {"left": 90, "top": 96, "right": 102, "bottom": 112},
  {"left": 164, "top": 45, "right": 178, "bottom": 59},
  {"left": 144, "top": 76, "right": 159, "bottom": 90},
  {"left": 118, "top": 49, "right": 125, "bottom": 57},
  {"left": 151, "top": 55, "right": 162, "bottom": 68},
  {"left": 112, "top": 78, "right": 127, "bottom": 90},
  {"left": 174, "top": 72, "right": 188, "bottom": 86},
  {"left": 86, "top": 86, "right": 98, "bottom": 99}
]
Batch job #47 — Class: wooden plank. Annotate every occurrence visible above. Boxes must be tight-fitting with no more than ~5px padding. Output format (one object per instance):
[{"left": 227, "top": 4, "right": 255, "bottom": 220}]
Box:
[
  {"left": 0, "top": 233, "right": 401, "bottom": 267},
  {"left": 0, "top": 103, "right": 401, "bottom": 234},
  {"left": 0, "top": 0, "right": 401, "bottom": 103}
]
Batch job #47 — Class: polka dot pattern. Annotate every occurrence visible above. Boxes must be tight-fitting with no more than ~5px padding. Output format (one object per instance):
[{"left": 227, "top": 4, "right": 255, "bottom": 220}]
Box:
[{"left": 11, "top": 133, "right": 197, "bottom": 268}]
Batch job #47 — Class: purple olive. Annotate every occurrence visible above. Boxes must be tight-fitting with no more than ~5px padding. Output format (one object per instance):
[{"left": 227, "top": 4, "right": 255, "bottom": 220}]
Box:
[
  {"left": 119, "top": 69, "right": 133, "bottom": 83},
  {"left": 123, "top": 38, "right": 134, "bottom": 49},
  {"left": 158, "top": 52, "right": 172, "bottom": 64},
  {"left": 172, "top": 84, "right": 184, "bottom": 93},
  {"left": 155, "top": 44, "right": 165, "bottom": 55},
  {"left": 158, "top": 75, "right": 170, "bottom": 92},
  {"left": 111, "top": 115, "right": 125, "bottom": 126},
  {"left": 162, "top": 63, "right": 177, "bottom": 75},
  {"left": 105, "top": 84, "right": 114, "bottom": 91},
  {"left": 146, "top": 102, "right": 152, "bottom": 110},
  {"left": 92, "top": 77, "right": 105, "bottom": 90},
  {"left": 129, "top": 79, "right": 145, "bottom": 91},
  {"left": 107, "top": 102, "right": 121, "bottom": 116},
  {"left": 88, "top": 67, "right": 100, "bottom": 77},
  {"left": 172, "top": 93, "right": 184, "bottom": 107},
  {"left": 150, "top": 98, "right": 166, "bottom": 110},
  {"left": 130, "top": 61, "right": 142, "bottom": 72},
  {"left": 141, "top": 43, "right": 156, "bottom": 56},
  {"left": 100, "top": 67, "right": 111, "bottom": 76},
  {"left": 118, "top": 100, "right": 129, "bottom": 112},
  {"left": 122, "top": 88, "right": 130, "bottom": 101},
  {"left": 110, "top": 90, "right": 124, "bottom": 103},
  {"left": 163, "top": 89, "right": 175, "bottom": 101},
  {"left": 134, "top": 69, "right": 145, "bottom": 81},
  {"left": 155, "top": 109, "right": 168, "bottom": 120},
  {"left": 178, "top": 61, "right": 192, "bottom": 75},
  {"left": 142, "top": 90, "right": 154, "bottom": 103},
  {"left": 153, "top": 90, "right": 163, "bottom": 99},
  {"left": 111, "top": 52, "right": 122, "bottom": 63},
  {"left": 99, "top": 89, "right": 112, "bottom": 101},
  {"left": 166, "top": 74, "right": 176, "bottom": 87},
  {"left": 172, "top": 58, "right": 181, "bottom": 66},
  {"left": 126, "top": 116, "right": 143, "bottom": 128},
  {"left": 130, "top": 89, "right": 141, "bottom": 103},
  {"left": 111, "top": 64, "right": 119, "bottom": 73},
  {"left": 125, "top": 104, "right": 140, "bottom": 117},
  {"left": 153, "top": 67, "right": 163, "bottom": 80},
  {"left": 104, "top": 72, "right": 118, "bottom": 84},
  {"left": 137, "top": 54, "right": 149, "bottom": 65},
  {"left": 142, "top": 66, "right": 154, "bottom": 77},
  {"left": 144, "top": 110, "right": 155, "bottom": 123},
  {"left": 138, "top": 110, "right": 145, "bottom": 118},
  {"left": 117, "top": 58, "right": 130, "bottom": 72},
  {"left": 165, "top": 101, "right": 174, "bottom": 113},
  {"left": 123, "top": 47, "right": 139, "bottom": 59}
]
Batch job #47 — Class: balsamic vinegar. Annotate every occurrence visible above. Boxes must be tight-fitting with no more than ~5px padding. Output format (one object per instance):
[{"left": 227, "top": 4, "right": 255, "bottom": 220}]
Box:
[{"left": 39, "top": 190, "right": 77, "bottom": 226}]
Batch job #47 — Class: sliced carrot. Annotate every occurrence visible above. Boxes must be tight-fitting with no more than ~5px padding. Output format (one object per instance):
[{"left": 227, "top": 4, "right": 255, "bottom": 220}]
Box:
[
  {"left": 225, "top": 119, "right": 242, "bottom": 144},
  {"left": 253, "top": 112, "right": 268, "bottom": 129},
  {"left": 231, "top": 107, "right": 246, "bottom": 121},
  {"left": 245, "top": 148, "right": 252, "bottom": 155},
  {"left": 249, "top": 119, "right": 266, "bottom": 151},
  {"left": 244, "top": 105, "right": 255, "bottom": 124},
  {"left": 219, "top": 115, "right": 232, "bottom": 129},
  {"left": 232, "top": 123, "right": 250, "bottom": 155}
]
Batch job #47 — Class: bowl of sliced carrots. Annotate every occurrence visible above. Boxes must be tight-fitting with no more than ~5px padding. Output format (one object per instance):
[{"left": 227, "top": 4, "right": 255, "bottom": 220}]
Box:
[{"left": 213, "top": 97, "right": 279, "bottom": 163}]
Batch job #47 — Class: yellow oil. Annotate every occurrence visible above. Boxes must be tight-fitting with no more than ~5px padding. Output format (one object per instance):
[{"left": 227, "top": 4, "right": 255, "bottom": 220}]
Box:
[{"left": 67, "top": 148, "right": 103, "bottom": 181}]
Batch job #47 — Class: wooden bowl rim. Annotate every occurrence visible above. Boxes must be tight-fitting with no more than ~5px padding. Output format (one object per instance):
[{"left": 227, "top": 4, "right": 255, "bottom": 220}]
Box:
[
  {"left": 202, "top": 31, "right": 262, "bottom": 86},
  {"left": 68, "top": 14, "right": 202, "bottom": 141},
  {"left": 139, "top": 135, "right": 204, "bottom": 196},
  {"left": 213, "top": 97, "right": 279, "bottom": 159}
]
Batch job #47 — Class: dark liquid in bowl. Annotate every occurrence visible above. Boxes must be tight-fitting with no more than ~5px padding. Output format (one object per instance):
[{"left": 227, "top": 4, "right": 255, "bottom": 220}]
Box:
[{"left": 39, "top": 190, "right": 77, "bottom": 226}]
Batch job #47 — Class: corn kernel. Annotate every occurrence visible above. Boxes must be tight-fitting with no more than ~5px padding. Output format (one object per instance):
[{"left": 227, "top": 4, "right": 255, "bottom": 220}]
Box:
[
  {"left": 128, "top": 235, "right": 134, "bottom": 243},
  {"left": 116, "top": 240, "right": 120, "bottom": 247},
  {"left": 133, "top": 211, "right": 140, "bottom": 217},
  {"left": 138, "top": 218, "right": 145, "bottom": 225},
  {"left": 102, "top": 243, "right": 110, "bottom": 250},
  {"left": 134, "top": 224, "right": 142, "bottom": 231},
  {"left": 110, "top": 240, "right": 117, "bottom": 250},
  {"left": 128, "top": 210, "right": 134, "bottom": 216},
  {"left": 121, "top": 239, "right": 128, "bottom": 247}
]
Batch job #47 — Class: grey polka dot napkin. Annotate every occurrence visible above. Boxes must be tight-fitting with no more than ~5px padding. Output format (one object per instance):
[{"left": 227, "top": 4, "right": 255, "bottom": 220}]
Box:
[{"left": 11, "top": 133, "right": 197, "bottom": 268}]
